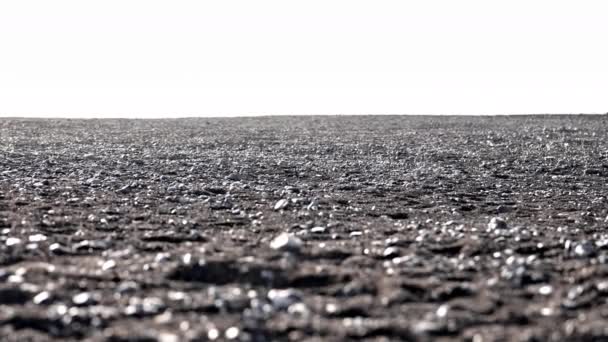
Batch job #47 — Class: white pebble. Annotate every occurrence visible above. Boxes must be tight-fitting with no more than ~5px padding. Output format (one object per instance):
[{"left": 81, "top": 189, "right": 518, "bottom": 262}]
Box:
[{"left": 270, "top": 233, "right": 302, "bottom": 253}]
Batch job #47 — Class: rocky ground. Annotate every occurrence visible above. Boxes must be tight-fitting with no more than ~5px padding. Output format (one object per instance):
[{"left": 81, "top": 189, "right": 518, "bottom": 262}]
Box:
[{"left": 1, "top": 115, "right": 608, "bottom": 341}]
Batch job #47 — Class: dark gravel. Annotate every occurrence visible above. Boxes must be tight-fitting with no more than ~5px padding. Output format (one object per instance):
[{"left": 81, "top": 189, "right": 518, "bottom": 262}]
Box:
[{"left": 2, "top": 115, "right": 608, "bottom": 341}]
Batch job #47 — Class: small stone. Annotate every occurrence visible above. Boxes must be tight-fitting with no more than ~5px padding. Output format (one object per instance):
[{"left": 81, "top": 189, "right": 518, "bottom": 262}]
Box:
[
  {"left": 270, "top": 233, "right": 302, "bottom": 253},
  {"left": 310, "top": 226, "right": 326, "bottom": 234},
  {"left": 125, "top": 296, "right": 166, "bottom": 316},
  {"left": 488, "top": 217, "right": 508, "bottom": 231},
  {"left": 117, "top": 281, "right": 139, "bottom": 294},
  {"left": 73, "top": 239, "right": 109, "bottom": 251},
  {"left": 118, "top": 184, "right": 131, "bottom": 193},
  {"left": 5, "top": 237, "right": 22, "bottom": 246},
  {"left": 306, "top": 199, "right": 318, "bottom": 210},
  {"left": 168, "top": 291, "right": 187, "bottom": 301},
  {"left": 413, "top": 320, "right": 444, "bottom": 334},
  {"left": 207, "top": 328, "right": 220, "bottom": 340},
  {"left": 49, "top": 243, "right": 71, "bottom": 255},
  {"left": 72, "top": 292, "right": 95, "bottom": 306},
  {"left": 538, "top": 285, "right": 553, "bottom": 296},
  {"left": 540, "top": 307, "right": 554, "bottom": 316},
  {"left": 33, "top": 291, "right": 51, "bottom": 305},
  {"left": 436, "top": 304, "right": 450, "bottom": 318},
  {"left": 567, "top": 285, "right": 585, "bottom": 300},
  {"left": 597, "top": 281, "right": 608, "bottom": 292},
  {"left": 325, "top": 303, "right": 338, "bottom": 314},
  {"left": 182, "top": 253, "right": 192, "bottom": 264},
  {"left": 29, "top": 234, "right": 47, "bottom": 242},
  {"left": 268, "top": 289, "right": 302, "bottom": 310},
  {"left": 158, "top": 332, "right": 179, "bottom": 342},
  {"left": 226, "top": 173, "right": 241, "bottom": 181},
  {"left": 274, "top": 199, "right": 289, "bottom": 211},
  {"left": 225, "top": 327, "right": 240, "bottom": 340},
  {"left": 101, "top": 259, "right": 117, "bottom": 271},
  {"left": 573, "top": 241, "right": 595, "bottom": 257},
  {"left": 7, "top": 274, "right": 24, "bottom": 284},
  {"left": 496, "top": 205, "right": 510, "bottom": 213},
  {"left": 382, "top": 247, "right": 400, "bottom": 259},
  {"left": 287, "top": 302, "right": 310, "bottom": 316}
]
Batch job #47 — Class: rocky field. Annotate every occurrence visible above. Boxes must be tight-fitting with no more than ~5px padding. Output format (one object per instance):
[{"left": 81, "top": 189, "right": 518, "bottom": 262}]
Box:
[{"left": 1, "top": 115, "right": 608, "bottom": 341}]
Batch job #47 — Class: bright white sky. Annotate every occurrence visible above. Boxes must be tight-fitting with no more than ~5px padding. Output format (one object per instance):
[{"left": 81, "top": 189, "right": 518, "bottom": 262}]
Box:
[{"left": 0, "top": 0, "right": 607, "bottom": 117}]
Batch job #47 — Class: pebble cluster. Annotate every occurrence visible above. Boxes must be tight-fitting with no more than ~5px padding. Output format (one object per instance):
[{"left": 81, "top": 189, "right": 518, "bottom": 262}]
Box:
[{"left": 1, "top": 116, "right": 608, "bottom": 341}]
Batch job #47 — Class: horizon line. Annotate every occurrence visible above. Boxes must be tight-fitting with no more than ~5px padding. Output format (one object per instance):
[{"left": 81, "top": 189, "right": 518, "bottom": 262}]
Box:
[{"left": 1, "top": 113, "right": 608, "bottom": 120}]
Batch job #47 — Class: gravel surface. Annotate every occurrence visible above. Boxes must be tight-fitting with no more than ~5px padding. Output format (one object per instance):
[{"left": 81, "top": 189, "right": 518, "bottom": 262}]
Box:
[{"left": 1, "top": 115, "right": 608, "bottom": 341}]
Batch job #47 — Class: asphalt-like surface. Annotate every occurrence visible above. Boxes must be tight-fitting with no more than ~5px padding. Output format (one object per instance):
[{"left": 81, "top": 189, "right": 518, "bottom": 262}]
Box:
[{"left": 2, "top": 115, "right": 608, "bottom": 341}]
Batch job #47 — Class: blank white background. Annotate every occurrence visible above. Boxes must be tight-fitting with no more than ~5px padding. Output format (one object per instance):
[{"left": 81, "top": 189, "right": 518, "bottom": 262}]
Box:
[{"left": 1, "top": 0, "right": 607, "bottom": 117}]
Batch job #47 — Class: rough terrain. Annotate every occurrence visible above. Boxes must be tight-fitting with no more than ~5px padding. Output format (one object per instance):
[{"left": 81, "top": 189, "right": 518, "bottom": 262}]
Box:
[{"left": 1, "top": 115, "right": 608, "bottom": 341}]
